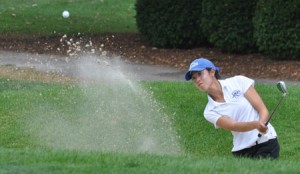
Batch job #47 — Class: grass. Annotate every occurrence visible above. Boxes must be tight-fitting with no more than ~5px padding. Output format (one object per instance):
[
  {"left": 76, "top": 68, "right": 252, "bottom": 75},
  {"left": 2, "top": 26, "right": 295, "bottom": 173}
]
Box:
[
  {"left": 2, "top": 148, "right": 300, "bottom": 174},
  {"left": 1, "top": 79, "right": 300, "bottom": 173},
  {"left": 0, "top": 0, "right": 137, "bottom": 37},
  {"left": 1, "top": 148, "right": 300, "bottom": 174}
]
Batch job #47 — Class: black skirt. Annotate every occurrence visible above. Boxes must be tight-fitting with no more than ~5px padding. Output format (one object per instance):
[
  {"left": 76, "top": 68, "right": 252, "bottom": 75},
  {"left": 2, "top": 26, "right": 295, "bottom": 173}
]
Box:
[{"left": 232, "top": 138, "right": 280, "bottom": 159}]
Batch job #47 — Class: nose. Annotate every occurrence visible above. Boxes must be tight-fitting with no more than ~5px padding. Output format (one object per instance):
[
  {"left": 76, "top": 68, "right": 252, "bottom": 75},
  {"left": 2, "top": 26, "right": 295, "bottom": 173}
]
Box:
[{"left": 193, "top": 75, "right": 201, "bottom": 83}]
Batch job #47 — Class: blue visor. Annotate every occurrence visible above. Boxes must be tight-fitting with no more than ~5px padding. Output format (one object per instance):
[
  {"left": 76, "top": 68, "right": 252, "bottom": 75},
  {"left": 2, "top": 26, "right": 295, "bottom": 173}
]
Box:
[{"left": 185, "top": 58, "right": 220, "bottom": 81}]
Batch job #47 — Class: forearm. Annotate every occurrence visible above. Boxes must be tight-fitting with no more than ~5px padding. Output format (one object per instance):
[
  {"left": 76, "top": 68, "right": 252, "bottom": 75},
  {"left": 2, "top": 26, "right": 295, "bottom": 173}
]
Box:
[
  {"left": 217, "top": 117, "right": 265, "bottom": 132},
  {"left": 232, "top": 121, "right": 260, "bottom": 132},
  {"left": 258, "top": 109, "right": 269, "bottom": 124}
]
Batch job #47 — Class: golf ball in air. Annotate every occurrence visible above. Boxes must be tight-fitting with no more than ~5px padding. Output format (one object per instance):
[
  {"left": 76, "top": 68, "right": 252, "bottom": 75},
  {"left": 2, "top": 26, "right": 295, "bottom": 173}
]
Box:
[{"left": 62, "top": 10, "right": 70, "bottom": 18}]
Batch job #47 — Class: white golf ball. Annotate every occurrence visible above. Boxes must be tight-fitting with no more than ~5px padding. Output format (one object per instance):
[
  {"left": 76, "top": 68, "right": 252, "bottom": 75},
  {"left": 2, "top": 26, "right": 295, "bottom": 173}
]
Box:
[{"left": 62, "top": 10, "right": 70, "bottom": 18}]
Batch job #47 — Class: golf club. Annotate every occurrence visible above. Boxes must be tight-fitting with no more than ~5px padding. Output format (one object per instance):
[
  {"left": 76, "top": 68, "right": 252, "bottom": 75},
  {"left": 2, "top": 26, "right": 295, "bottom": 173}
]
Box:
[
  {"left": 258, "top": 81, "right": 287, "bottom": 137},
  {"left": 266, "top": 81, "right": 287, "bottom": 125}
]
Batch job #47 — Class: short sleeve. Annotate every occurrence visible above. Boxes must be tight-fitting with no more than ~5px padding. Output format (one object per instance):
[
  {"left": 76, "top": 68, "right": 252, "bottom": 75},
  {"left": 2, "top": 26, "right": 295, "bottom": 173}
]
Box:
[
  {"left": 234, "top": 75, "right": 254, "bottom": 94},
  {"left": 203, "top": 97, "right": 222, "bottom": 128},
  {"left": 204, "top": 111, "right": 222, "bottom": 128}
]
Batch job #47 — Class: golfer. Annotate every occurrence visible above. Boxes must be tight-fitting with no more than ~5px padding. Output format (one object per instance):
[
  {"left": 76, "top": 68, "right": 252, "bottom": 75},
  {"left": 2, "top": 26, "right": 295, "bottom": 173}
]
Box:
[{"left": 185, "top": 58, "right": 280, "bottom": 159}]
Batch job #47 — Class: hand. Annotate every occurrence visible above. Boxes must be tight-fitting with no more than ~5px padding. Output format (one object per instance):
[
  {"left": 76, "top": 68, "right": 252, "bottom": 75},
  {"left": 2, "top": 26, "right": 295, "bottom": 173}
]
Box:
[{"left": 257, "top": 121, "right": 268, "bottom": 134}]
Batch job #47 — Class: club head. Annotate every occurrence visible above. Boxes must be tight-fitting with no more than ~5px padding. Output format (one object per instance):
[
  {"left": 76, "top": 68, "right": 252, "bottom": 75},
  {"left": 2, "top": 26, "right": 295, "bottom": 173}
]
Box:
[{"left": 277, "top": 81, "right": 287, "bottom": 95}]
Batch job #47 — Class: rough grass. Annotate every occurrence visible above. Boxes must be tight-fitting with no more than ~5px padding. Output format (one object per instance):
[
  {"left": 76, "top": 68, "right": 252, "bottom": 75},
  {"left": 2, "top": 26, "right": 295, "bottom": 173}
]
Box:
[
  {"left": 1, "top": 148, "right": 300, "bottom": 174},
  {"left": 0, "top": 78, "right": 300, "bottom": 173}
]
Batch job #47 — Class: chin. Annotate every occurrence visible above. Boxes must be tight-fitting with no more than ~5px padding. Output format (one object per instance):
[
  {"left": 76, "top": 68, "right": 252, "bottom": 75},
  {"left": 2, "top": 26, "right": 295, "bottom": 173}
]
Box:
[{"left": 197, "top": 86, "right": 206, "bottom": 92}]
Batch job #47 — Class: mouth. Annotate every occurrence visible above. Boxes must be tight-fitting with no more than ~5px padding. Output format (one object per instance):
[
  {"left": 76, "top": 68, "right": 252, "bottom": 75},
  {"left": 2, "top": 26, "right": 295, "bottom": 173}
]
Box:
[{"left": 197, "top": 82, "right": 203, "bottom": 88}]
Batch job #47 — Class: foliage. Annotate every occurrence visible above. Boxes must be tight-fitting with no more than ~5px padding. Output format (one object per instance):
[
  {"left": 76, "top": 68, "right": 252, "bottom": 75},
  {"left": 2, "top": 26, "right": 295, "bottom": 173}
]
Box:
[
  {"left": 201, "top": 0, "right": 258, "bottom": 53},
  {"left": 135, "top": 0, "right": 206, "bottom": 48},
  {"left": 253, "top": 0, "right": 300, "bottom": 59}
]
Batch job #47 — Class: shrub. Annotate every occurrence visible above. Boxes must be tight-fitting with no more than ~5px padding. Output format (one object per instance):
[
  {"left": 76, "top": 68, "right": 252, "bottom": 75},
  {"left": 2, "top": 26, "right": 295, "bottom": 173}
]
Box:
[
  {"left": 253, "top": 0, "right": 300, "bottom": 59},
  {"left": 135, "top": 0, "right": 205, "bottom": 48},
  {"left": 201, "top": 0, "right": 258, "bottom": 53}
]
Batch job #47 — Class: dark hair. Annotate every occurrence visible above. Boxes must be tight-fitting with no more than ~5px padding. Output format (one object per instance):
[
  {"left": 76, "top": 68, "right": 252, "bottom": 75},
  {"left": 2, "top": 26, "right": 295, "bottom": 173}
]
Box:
[{"left": 206, "top": 68, "right": 221, "bottom": 79}]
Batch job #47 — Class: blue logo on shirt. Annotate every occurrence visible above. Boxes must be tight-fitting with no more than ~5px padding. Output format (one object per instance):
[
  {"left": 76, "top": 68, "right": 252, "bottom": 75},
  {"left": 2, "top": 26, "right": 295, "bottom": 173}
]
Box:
[{"left": 232, "top": 90, "right": 241, "bottom": 99}]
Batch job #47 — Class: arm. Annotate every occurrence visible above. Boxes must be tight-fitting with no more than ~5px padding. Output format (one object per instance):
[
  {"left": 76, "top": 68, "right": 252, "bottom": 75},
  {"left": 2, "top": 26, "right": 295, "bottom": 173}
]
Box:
[
  {"left": 245, "top": 86, "right": 269, "bottom": 124},
  {"left": 216, "top": 86, "right": 268, "bottom": 132},
  {"left": 216, "top": 116, "right": 266, "bottom": 132}
]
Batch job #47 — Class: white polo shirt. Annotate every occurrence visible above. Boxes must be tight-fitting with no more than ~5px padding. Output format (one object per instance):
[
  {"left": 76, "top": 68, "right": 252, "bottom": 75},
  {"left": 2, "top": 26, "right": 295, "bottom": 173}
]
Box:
[{"left": 204, "top": 75, "right": 277, "bottom": 152}]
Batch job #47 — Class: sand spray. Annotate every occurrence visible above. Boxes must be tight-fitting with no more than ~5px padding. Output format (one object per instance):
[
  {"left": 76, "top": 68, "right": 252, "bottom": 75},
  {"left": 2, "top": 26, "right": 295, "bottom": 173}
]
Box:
[{"left": 24, "top": 36, "right": 182, "bottom": 155}]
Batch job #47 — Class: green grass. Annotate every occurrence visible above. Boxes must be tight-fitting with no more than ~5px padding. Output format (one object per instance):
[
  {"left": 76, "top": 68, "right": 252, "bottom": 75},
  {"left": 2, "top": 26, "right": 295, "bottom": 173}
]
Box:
[
  {"left": 1, "top": 148, "right": 300, "bottom": 174},
  {"left": 0, "top": 0, "right": 137, "bottom": 37},
  {"left": 1, "top": 79, "right": 300, "bottom": 173}
]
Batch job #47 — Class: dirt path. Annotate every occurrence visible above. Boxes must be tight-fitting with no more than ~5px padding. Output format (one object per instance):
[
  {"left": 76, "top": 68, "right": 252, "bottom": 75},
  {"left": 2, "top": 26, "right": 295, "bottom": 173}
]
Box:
[
  {"left": 0, "top": 49, "right": 299, "bottom": 85},
  {"left": 0, "top": 50, "right": 186, "bottom": 82},
  {"left": 1, "top": 33, "right": 300, "bottom": 82}
]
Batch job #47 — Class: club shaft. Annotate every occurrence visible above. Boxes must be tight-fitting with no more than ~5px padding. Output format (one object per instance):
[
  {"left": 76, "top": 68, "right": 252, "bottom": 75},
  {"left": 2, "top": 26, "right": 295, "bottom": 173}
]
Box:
[
  {"left": 258, "top": 82, "right": 287, "bottom": 137},
  {"left": 265, "top": 94, "right": 286, "bottom": 125}
]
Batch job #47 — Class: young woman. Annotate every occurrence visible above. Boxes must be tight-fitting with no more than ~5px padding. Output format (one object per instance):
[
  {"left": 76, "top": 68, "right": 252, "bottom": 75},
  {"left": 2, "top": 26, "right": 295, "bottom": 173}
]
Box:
[{"left": 185, "top": 58, "right": 280, "bottom": 159}]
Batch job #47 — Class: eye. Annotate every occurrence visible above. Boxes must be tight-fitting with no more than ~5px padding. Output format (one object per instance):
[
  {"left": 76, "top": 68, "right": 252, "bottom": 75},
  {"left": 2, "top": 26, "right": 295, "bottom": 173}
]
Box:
[{"left": 191, "top": 72, "right": 201, "bottom": 81}]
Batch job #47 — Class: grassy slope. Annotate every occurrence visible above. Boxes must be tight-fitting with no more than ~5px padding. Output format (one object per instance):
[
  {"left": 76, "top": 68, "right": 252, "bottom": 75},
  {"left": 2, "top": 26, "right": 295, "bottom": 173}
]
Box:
[
  {"left": 0, "top": 79, "right": 300, "bottom": 173},
  {"left": 1, "top": 148, "right": 300, "bottom": 174},
  {"left": 0, "top": 0, "right": 137, "bottom": 36}
]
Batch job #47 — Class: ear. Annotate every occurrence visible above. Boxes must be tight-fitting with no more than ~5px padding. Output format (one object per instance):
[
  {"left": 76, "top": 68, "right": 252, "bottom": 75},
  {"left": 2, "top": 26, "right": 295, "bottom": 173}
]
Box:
[{"left": 209, "top": 69, "right": 216, "bottom": 77}]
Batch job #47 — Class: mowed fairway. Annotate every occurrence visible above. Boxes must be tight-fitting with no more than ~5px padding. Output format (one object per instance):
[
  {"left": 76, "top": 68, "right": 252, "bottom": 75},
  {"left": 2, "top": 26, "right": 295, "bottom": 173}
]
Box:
[
  {"left": 0, "top": 0, "right": 137, "bottom": 36},
  {"left": 0, "top": 79, "right": 300, "bottom": 173}
]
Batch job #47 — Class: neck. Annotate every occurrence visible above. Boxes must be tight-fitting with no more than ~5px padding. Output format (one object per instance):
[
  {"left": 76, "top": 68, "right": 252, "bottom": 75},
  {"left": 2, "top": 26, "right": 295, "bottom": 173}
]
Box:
[{"left": 208, "top": 79, "right": 225, "bottom": 102}]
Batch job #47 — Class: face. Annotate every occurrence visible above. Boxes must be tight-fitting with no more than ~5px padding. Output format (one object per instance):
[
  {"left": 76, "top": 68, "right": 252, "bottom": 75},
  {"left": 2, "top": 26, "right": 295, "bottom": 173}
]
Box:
[{"left": 191, "top": 69, "right": 215, "bottom": 92}]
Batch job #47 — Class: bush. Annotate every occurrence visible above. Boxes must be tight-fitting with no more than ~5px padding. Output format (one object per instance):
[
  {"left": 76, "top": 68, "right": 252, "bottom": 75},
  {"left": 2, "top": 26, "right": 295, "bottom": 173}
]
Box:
[
  {"left": 201, "top": 0, "right": 258, "bottom": 53},
  {"left": 135, "top": 0, "right": 205, "bottom": 48},
  {"left": 253, "top": 0, "right": 300, "bottom": 59}
]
